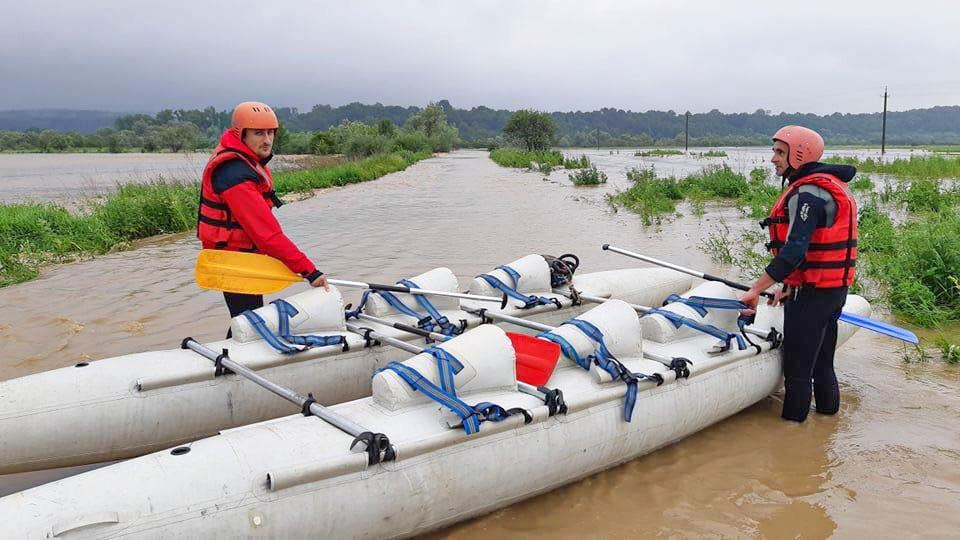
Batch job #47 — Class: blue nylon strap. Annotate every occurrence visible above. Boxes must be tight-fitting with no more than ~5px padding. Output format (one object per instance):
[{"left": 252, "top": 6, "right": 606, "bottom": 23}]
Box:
[
  {"left": 421, "top": 345, "right": 464, "bottom": 396},
  {"left": 664, "top": 294, "right": 748, "bottom": 315},
  {"left": 536, "top": 330, "right": 591, "bottom": 370},
  {"left": 242, "top": 310, "right": 300, "bottom": 353},
  {"left": 477, "top": 265, "right": 555, "bottom": 310},
  {"left": 241, "top": 300, "right": 346, "bottom": 355},
  {"left": 344, "top": 288, "right": 436, "bottom": 334},
  {"left": 398, "top": 279, "right": 459, "bottom": 336},
  {"left": 644, "top": 307, "right": 747, "bottom": 351},
  {"left": 381, "top": 362, "right": 482, "bottom": 434},
  {"left": 540, "top": 317, "right": 659, "bottom": 423}
]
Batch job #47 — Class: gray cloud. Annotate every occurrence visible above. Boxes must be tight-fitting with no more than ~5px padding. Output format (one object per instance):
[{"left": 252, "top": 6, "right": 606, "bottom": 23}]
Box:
[{"left": 3, "top": 0, "right": 959, "bottom": 114}]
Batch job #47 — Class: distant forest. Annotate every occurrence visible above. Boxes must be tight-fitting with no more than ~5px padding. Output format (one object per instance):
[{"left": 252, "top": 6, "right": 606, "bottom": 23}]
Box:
[{"left": 3, "top": 101, "right": 960, "bottom": 147}]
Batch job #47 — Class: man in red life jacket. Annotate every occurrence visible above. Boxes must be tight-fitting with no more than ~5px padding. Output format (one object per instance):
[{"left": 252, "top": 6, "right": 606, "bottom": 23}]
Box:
[
  {"left": 198, "top": 101, "right": 327, "bottom": 328},
  {"left": 739, "top": 126, "right": 858, "bottom": 422}
]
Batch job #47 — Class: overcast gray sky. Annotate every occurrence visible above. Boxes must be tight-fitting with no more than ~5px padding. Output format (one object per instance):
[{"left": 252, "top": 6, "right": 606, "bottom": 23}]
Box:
[{"left": 3, "top": 0, "right": 959, "bottom": 114}]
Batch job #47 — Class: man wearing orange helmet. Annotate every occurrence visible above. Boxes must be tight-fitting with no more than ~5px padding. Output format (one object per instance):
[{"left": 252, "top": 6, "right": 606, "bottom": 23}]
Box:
[
  {"left": 198, "top": 102, "right": 328, "bottom": 326},
  {"left": 739, "top": 126, "right": 858, "bottom": 422}
]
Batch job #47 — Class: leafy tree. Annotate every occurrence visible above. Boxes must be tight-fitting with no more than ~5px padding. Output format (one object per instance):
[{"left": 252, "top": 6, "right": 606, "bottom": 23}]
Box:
[
  {"left": 503, "top": 110, "right": 556, "bottom": 151},
  {"left": 273, "top": 125, "right": 290, "bottom": 154},
  {"left": 377, "top": 119, "right": 396, "bottom": 137},
  {"left": 405, "top": 103, "right": 447, "bottom": 138}
]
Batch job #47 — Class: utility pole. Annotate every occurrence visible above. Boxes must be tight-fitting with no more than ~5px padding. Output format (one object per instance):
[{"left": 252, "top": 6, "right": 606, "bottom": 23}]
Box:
[
  {"left": 881, "top": 87, "right": 888, "bottom": 156},
  {"left": 596, "top": 127, "right": 600, "bottom": 151},
  {"left": 684, "top": 111, "right": 690, "bottom": 153}
]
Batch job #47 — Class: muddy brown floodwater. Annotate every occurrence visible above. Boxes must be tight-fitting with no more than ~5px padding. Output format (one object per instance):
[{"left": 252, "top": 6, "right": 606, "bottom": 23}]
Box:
[{"left": 1, "top": 149, "right": 958, "bottom": 537}]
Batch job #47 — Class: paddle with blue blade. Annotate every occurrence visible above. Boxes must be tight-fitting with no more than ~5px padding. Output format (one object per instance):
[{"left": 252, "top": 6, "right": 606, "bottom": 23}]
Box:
[{"left": 602, "top": 244, "right": 919, "bottom": 345}]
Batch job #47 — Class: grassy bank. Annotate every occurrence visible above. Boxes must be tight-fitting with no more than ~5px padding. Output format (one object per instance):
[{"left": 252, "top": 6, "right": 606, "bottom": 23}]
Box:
[
  {"left": 826, "top": 154, "right": 960, "bottom": 179},
  {"left": 0, "top": 151, "right": 429, "bottom": 287}
]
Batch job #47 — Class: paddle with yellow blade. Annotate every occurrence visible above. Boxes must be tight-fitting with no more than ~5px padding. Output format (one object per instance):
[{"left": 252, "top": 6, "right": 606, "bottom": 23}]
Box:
[{"left": 195, "top": 249, "right": 509, "bottom": 307}]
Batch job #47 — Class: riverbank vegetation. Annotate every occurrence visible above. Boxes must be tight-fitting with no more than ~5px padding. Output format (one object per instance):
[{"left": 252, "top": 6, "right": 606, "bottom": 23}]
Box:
[
  {"left": 635, "top": 149, "right": 683, "bottom": 157},
  {"left": 0, "top": 151, "right": 429, "bottom": 287},
  {"left": 826, "top": 154, "right": 960, "bottom": 180},
  {"left": 608, "top": 165, "right": 778, "bottom": 224}
]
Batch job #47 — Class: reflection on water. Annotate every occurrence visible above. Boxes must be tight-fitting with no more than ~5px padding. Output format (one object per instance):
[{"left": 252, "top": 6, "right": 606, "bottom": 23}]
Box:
[{"left": 1, "top": 149, "right": 957, "bottom": 536}]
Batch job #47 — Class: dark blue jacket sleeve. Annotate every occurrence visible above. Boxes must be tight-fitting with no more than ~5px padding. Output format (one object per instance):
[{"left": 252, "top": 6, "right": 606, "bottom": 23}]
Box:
[{"left": 765, "top": 192, "right": 826, "bottom": 282}]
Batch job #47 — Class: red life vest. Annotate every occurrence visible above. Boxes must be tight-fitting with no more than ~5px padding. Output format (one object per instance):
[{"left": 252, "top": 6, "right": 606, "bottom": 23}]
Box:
[
  {"left": 765, "top": 173, "right": 858, "bottom": 288},
  {"left": 197, "top": 132, "right": 282, "bottom": 252}
]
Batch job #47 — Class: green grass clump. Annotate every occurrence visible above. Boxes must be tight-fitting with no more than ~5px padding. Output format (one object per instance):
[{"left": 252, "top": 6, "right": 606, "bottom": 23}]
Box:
[
  {"left": 680, "top": 165, "right": 749, "bottom": 199},
  {"left": 635, "top": 148, "right": 683, "bottom": 157},
  {"left": 738, "top": 168, "right": 781, "bottom": 219},
  {"left": 0, "top": 152, "right": 429, "bottom": 288},
  {"left": 563, "top": 154, "right": 591, "bottom": 169},
  {"left": 569, "top": 165, "right": 608, "bottom": 186},
  {"left": 899, "top": 179, "right": 950, "bottom": 212},
  {"left": 826, "top": 154, "right": 960, "bottom": 179},
  {"left": 849, "top": 175, "right": 875, "bottom": 191},
  {"left": 936, "top": 335, "right": 960, "bottom": 363},
  {"left": 94, "top": 181, "right": 198, "bottom": 240},
  {"left": 865, "top": 209, "right": 960, "bottom": 327},
  {"left": 489, "top": 148, "right": 564, "bottom": 169},
  {"left": 608, "top": 168, "right": 681, "bottom": 224},
  {"left": 701, "top": 150, "right": 728, "bottom": 157},
  {"left": 610, "top": 165, "right": 778, "bottom": 223}
]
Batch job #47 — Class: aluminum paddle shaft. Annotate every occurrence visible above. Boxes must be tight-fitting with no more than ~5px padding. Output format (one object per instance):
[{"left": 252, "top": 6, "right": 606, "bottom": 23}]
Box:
[
  {"left": 329, "top": 279, "right": 508, "bottom": 307},
  {"left": 181, "top": 338, "right": 393, "bottom": 461},
  {"left": 601, "top": 244, "right": 764, "bottom": 296}
]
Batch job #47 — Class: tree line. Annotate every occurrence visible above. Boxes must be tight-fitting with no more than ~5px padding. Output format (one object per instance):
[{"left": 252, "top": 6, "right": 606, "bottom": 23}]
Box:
[{"left": 3, "top": 101, "right": 960, "bottom": 152}]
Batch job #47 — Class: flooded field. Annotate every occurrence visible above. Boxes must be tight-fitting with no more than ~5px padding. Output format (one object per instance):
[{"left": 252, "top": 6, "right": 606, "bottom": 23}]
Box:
[
  {"left": 1, "top": 149, "right": 957, "bottom": 537},
  {"left": 0, "top": 151, "right": 314, "bottom": 203}
]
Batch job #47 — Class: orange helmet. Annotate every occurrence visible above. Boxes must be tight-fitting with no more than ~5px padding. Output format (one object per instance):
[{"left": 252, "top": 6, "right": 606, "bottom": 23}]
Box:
[
  {"left": 773, "top": 125, "right": 824, "bottom": 169},
  {"left": 230, "top": 101, "right": 279, "bottom": 138}
]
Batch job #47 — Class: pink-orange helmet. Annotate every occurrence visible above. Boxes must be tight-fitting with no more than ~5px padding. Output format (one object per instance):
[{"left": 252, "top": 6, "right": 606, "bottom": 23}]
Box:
[
  {"left": 230, "top": 101, "right": 279, "bottom": 138},
  {"left": 773, "top": 125, "right": 824, "bottom": 169}
]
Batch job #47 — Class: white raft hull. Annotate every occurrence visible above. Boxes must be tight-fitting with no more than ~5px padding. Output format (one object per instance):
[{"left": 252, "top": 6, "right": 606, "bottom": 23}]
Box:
[
  {"left": 0, "top": 295, "right": 870, "bottom": 539},
  {"left": 0, "top": 267, "right": 690, "bottom": 474}
]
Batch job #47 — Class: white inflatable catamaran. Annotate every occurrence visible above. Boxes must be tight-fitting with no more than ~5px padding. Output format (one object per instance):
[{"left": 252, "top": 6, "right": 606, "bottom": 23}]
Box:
[
  {"left": 0, "top": 267, "right": 870, "bottom": 537},
  {"left": 1, "top": 253, "right": 699, "bottom": 474}
]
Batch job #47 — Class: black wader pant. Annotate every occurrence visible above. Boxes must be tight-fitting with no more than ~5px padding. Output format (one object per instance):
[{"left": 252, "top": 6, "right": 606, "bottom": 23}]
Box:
[
  {"left": 781, "top": 286, "right": 848, "bottom": 422},
  {"left": 223, "top": 292, "right": 264, "bottom": 338}
]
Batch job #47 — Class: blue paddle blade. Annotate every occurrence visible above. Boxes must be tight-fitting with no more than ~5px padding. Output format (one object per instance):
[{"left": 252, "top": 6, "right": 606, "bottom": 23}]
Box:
[{"left": 839, "top": 311, "right": 919, "bottom": 344}]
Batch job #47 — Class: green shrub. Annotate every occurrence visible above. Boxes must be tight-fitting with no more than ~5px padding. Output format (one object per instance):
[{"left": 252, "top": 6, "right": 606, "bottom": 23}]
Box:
[
  {"left": 563, "top": 154, "right": 591, "bottom": 169},
  {"left": 849, "top": 175, "right": 875, "bottom": 191},
  {"left": 569, "top": 165, "right": 608, "bottom": 186}
]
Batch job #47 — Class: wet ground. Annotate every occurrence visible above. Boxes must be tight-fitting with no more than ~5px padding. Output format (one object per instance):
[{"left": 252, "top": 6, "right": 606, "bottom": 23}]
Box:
[{"left": 1, "top": 149, "right": 958, "bottom": 537}]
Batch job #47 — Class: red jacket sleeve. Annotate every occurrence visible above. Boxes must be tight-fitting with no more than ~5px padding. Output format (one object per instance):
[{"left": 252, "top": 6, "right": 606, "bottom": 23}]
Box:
[{"left": 220, "top": 182, "right": 318, "bottom": 277}]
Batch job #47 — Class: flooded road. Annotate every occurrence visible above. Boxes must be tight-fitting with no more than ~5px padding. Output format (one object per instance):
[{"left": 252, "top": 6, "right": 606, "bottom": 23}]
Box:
[{"left": 1, "top": 149, "right": 958, "bottom": 537}]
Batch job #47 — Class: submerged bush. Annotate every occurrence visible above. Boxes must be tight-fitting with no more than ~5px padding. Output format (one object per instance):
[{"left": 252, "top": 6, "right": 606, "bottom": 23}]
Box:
[
  {"left": 563, "top": 154, "right": 591, "bottom": 169},
  {"left": 849, "top": 175, "right": 875, "bottom": 191},
  {"left": 569, "top": 165, "right": 608, "bottom": 186}
]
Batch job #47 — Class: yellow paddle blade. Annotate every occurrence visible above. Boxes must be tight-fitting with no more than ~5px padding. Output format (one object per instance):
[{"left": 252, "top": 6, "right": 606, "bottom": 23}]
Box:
[{"left": 195, "top": 249, "right": 301, "bottom": 295}]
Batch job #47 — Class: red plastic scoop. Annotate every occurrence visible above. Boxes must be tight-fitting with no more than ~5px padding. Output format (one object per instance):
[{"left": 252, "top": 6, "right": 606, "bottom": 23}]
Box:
[{"left": 507, "top": 332, "right": 561, "bottom": 387}]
